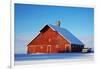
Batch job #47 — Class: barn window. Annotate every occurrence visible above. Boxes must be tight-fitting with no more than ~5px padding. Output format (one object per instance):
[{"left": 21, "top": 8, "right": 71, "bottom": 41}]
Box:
[
  {"left": 56, "top": 45, "right": 59, "bottom": 48},
  {"left": 48, "top": 38, "right": 51, "bottom": 42},
  {"left": 65, "top": 44, "right": 67, "bottom": 46},
  {"left": 40, "top": 46, "right": 43, "bottom": 49}
]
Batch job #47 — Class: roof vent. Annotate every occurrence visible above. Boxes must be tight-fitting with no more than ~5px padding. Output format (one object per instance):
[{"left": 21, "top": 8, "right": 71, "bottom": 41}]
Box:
[{"left": 56, "top": 20, "right": 61, "bottom": 27}]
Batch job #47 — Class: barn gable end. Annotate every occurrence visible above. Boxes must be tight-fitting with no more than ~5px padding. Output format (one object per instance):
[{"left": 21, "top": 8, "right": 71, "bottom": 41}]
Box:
[
  {"left": 27, "top": 24, "right": 84, "bottom": 54},
  {"left": 28, "top": 25, "right": 70, "bottom": 46}
]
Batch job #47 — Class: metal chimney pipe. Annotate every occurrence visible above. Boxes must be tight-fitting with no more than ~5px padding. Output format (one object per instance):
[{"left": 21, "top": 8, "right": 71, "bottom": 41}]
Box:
[{"left": 56, "top": 20, "right": 61, "bottom": 27}]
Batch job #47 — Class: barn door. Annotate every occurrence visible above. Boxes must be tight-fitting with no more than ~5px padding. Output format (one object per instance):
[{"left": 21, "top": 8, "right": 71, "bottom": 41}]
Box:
[
  {"left": 47, "top": 45, "right": 51, "bottom": 53},
  {"left": 65, "top": 44, "right": 70, "bottom": 52}
]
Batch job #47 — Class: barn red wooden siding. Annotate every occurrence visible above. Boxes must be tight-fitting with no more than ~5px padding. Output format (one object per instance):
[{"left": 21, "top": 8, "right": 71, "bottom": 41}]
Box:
[{"left": 27, "top": 26, "right": 71, "bottom": 54}]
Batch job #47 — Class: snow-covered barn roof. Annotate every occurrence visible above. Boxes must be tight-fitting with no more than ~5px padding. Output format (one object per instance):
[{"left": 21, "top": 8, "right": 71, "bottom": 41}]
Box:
[{"left": 44, "top": 24, "right": 84, "bottom": 45}]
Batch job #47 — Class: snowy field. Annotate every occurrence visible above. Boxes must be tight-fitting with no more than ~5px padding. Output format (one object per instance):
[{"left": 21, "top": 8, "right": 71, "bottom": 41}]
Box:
[{"left": 15, "top": 53, "right": 94, "bottom": 65}]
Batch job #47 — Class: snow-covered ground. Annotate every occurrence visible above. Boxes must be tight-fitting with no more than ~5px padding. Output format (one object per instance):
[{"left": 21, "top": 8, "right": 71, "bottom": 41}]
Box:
[{"left": 15, "top": 53, "right": 94, "bottom": 65}]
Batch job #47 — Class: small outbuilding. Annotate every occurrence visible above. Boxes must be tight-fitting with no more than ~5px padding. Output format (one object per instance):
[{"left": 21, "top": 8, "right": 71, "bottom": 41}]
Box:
[{"left": 27, "top": 22, "right": 84, "bottom": 54}]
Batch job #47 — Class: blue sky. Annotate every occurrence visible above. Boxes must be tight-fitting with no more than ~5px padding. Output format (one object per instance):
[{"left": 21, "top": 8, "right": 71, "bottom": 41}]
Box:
[{"left": 15, "top": 3, "right": 94, "bottom": 54}]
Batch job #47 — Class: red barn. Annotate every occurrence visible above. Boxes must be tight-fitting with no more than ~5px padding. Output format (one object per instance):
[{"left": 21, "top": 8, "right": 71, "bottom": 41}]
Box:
[{"left": 27, "top": 22, "right": 84, "bottom": 54}]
